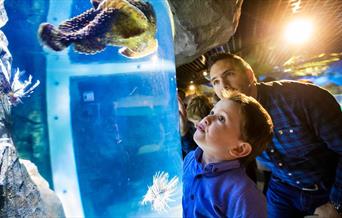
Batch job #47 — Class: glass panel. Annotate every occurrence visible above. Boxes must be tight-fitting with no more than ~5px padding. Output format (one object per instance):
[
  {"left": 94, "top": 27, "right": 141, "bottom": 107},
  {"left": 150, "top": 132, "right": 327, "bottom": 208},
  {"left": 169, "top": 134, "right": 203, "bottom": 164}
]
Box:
[{"left": 5, "top": 0, "right": 182, "bottom": 217}]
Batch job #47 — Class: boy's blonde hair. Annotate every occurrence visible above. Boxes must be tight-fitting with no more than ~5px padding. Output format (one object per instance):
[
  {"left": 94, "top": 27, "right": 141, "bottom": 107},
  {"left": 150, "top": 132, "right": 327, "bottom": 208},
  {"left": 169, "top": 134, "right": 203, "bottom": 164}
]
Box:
[{"left": 223, "top": 90, "right": 273, "bottom": 165}]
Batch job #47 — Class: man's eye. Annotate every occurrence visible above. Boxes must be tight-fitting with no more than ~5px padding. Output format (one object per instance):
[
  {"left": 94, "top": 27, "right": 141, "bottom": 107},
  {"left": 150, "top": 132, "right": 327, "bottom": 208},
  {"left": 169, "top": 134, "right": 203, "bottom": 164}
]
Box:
[
  {"left": 226, "top": 72, "right": 234, "bottom": 76},
  {"left": 209, "top": 111, "right": 214, "bottom": 115},
  {"left": 218, "top": 116, "right": 225, "bottom": 122},
  {"left": 212, "top": 80, "right": 219, "bottom": 85}
]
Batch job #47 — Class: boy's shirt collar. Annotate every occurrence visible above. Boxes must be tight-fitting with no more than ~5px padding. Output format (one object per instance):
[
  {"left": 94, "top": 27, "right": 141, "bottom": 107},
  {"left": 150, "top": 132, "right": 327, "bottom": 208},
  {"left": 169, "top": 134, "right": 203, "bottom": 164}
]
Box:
[{"left": 194, "top": 147, "right": 241, "bottom": 174}]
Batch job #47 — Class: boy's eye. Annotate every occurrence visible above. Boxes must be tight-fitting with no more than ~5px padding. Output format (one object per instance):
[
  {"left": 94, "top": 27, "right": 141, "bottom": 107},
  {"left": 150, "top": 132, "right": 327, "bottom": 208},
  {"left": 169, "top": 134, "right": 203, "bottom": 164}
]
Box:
[
  {"left": 218, "top": 115, "right": 225, "bottom": 123},
  {"left": 209, "top": 111, "right": 214, "bottom": 115}
]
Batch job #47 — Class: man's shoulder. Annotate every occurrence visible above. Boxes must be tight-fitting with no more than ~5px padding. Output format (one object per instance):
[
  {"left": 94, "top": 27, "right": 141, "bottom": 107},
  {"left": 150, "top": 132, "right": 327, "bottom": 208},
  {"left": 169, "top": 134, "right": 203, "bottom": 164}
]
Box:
[
  {"left": 258, "top": 80, "right": 327, "bottom": 97},
  {"left": 260, "top": 80, "right": 312, "bottom": 89},
  {"left": 261, "top": 79, "right": 327, "bottom": 88}
]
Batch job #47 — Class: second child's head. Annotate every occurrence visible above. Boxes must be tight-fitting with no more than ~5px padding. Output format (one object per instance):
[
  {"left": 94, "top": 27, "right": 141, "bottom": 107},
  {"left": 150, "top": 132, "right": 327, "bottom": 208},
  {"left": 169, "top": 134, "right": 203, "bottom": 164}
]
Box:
[
  {"left": 186, "top": 95, "right": 213, "bottom": 127},
  {"left": 193, "top": 91, "right": 273, "bottom": 165}
]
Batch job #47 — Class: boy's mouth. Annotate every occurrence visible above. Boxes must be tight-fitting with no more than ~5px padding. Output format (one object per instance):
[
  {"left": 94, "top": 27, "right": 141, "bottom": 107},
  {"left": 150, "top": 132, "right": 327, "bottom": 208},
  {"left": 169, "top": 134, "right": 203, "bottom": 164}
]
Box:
[{"left": 196, "top": 123, "right": 205, "bottom": 132}]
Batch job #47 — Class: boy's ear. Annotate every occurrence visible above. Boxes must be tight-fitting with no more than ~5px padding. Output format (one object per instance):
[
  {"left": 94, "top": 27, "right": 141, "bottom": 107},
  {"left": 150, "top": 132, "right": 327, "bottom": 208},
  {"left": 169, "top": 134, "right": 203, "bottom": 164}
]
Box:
[{"left": 229, "top": 142, "right": 252, "bottom": 159}]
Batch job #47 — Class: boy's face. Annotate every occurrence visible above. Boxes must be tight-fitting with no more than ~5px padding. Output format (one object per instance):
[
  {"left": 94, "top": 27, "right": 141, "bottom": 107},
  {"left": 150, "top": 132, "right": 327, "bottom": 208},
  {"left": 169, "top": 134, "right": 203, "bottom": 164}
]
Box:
[
  {"left": 193, "top": 99, "right": 244, "bottom": 161},
  {"left": 210, "top": 59, "right": 251, "bottom": 99}
]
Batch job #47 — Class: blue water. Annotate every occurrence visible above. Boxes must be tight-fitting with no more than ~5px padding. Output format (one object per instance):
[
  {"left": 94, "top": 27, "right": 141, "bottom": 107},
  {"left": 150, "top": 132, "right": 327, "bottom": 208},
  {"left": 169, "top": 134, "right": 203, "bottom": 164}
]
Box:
[
  {"left": 70, "top": 72, "right": 182, "bottom": 217},
  {"left": 4, "top": 0, "right": 183, "bottom": 217},
  {"left": 3, "top": 0, "right": 53, "bottom": 186}
]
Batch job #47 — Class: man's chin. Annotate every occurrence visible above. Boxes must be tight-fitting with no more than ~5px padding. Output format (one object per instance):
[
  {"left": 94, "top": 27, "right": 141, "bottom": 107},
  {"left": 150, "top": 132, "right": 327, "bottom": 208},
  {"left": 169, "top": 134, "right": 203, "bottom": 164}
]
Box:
[{"left": 220, "top": 88, "right": 239, "bottom": 98}]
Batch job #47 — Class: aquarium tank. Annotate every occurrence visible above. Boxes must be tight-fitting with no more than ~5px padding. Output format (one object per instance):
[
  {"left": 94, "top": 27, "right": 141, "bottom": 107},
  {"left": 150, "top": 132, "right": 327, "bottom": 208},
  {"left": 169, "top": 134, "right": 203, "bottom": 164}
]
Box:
[{"left": 4, "top": 0, "right": 183, "bottom": 217}]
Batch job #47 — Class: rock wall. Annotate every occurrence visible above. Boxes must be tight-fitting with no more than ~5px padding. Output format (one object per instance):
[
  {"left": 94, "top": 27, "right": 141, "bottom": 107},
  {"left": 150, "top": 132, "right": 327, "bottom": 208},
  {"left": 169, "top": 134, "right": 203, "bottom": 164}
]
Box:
[{"left": 169, "top": 0, "right": 243, "bottom": 66}]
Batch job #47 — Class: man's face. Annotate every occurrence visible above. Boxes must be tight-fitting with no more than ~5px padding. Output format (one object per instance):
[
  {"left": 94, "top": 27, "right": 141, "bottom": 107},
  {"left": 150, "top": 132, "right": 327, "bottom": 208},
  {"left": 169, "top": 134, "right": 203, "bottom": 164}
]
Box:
[
  {"left": 193, "top": 99, "right": 244, "bottom": 161},
  {"left": 209, "top": 59, "right": 251, "bottom": 99}
]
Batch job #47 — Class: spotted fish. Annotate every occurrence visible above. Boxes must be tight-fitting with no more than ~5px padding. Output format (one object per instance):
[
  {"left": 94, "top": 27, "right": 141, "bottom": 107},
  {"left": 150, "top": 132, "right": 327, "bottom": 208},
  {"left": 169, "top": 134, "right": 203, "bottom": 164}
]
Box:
[{"left": 38, "top": 0, "right": 158, "bottom": 58}]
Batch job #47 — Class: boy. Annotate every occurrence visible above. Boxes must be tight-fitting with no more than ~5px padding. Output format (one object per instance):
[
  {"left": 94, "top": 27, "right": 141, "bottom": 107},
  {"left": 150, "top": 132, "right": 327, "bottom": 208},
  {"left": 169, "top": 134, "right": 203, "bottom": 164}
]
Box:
[{"left": 182, "top": 91, "right": 273, "bottom": 218}]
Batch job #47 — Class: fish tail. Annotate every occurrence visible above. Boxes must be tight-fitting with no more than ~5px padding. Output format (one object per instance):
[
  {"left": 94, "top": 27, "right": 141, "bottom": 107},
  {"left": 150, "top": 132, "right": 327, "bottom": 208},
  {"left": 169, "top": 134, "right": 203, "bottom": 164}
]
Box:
[{"left": 38, "top": 23, "right": 71, "bottom": 51}]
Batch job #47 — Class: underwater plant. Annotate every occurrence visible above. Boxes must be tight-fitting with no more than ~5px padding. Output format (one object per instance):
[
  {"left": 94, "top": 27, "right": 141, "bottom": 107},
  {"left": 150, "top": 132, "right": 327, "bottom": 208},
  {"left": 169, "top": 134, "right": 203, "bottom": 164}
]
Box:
[
  {"left": 141, "top": 171, "right": 179, "bottom": 212},
  {"left": 38, "top": 0, "right": 158, "bottom": 58}
]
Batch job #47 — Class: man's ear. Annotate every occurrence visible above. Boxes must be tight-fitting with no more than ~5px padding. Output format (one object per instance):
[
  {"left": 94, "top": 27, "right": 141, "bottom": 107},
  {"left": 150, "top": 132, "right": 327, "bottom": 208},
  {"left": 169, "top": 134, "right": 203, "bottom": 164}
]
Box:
[
  {"left": 229, "top": 142, "right": 252, "bottom": 159},
  {"left": 245, "top": 69, "right": 255, "bottom": 84}
]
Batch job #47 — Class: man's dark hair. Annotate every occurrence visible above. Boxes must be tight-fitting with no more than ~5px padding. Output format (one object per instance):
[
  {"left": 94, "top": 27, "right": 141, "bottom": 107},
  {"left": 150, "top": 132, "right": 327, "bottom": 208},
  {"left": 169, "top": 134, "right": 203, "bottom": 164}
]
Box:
[{"left": 207, "top": 53, "right": 256, "bottom": 82}]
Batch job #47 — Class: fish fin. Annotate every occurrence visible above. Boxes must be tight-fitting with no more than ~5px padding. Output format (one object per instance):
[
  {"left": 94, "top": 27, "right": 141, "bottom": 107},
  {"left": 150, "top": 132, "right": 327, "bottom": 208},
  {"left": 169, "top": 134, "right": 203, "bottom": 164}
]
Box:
[
  {"left": 74, "top": 38, "right": 106, "bottom": 54},
  {"left": 91, "top": 0, "right": 103, "bottom": 8},
  {"left": 129, "top": 0, "right": 156, "bottom": 26},
  {"left": 119, "top": 39, "right": 158, "bottom": 59},
  {"left": 38, "top": 23, "right": 71, "bottom": 51}
]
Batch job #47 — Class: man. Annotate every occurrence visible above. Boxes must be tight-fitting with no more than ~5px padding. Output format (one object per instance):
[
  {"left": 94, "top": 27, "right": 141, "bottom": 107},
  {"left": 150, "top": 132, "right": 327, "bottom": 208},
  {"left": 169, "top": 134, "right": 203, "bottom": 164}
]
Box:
[{"left": 207, "top": 53, "right": 342, "bottom": 218}]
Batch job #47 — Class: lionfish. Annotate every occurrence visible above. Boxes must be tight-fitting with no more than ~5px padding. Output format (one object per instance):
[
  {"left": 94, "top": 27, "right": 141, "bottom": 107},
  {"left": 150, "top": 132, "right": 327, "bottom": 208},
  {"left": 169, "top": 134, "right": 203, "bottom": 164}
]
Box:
[
  {"left": 141, "top": 171, "right": 179, "bottom": 212},
  {"left": 0, "top": 37, "right": 40, "bottom": 106}
]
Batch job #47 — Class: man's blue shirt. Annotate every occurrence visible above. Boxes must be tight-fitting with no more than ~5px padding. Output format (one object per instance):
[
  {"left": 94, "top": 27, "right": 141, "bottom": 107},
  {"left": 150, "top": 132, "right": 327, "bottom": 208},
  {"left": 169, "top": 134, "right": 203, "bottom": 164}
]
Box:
[
  {"left": 256, "top": 80, "right": 342, "bottom": 204},
  {"left": 182, "top": 148, "right": 266, "bottom": 218}
]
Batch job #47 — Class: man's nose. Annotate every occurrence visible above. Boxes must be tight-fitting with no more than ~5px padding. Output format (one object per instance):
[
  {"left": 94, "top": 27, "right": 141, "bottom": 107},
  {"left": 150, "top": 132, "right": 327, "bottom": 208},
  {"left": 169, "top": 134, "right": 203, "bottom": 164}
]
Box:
[{"left": 222, "top": 79, "right": 231, "bottom": 90}]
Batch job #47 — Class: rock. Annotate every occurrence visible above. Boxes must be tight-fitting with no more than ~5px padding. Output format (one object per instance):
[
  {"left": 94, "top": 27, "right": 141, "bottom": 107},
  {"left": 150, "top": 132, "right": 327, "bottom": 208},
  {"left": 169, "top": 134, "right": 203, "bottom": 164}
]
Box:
[
  {"left": 0, "top": 139, "right": 65, "bottom": 218},
  {"left": 21, "top": 159, "right": 65, "bottom": 218},
  {"left": 168, "top": 0, "right": 243, "bottom": 66}
]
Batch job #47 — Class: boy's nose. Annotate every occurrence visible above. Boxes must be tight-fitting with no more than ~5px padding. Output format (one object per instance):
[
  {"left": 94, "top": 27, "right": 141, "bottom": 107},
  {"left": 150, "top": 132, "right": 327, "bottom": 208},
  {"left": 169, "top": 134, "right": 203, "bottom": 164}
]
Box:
[{"left": 203, "top": 116, "right": 212, "bottom": 125}]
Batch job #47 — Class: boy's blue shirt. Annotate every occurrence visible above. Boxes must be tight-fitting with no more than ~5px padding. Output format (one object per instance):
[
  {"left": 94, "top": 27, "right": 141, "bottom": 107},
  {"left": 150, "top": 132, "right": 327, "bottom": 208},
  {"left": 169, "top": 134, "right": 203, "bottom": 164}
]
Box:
[{"left": 182, "top": 148, "right": 266, "bottom": 218}]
